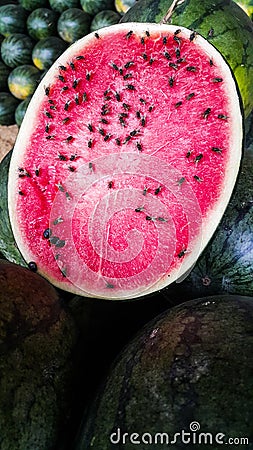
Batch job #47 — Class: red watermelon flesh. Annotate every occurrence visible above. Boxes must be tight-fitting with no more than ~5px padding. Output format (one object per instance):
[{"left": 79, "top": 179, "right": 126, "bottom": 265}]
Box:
[{"left": 8, "top": 23, "right": 243, "bottom": 300}]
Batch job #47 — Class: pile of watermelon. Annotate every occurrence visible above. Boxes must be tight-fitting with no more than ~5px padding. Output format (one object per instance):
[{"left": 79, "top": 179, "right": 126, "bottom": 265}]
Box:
[
  {"left": 0, "top": 0, "right": 253, "bottom": 448},
  {"left": 0, "top": 0, "right": 138, "bottom": 126}
]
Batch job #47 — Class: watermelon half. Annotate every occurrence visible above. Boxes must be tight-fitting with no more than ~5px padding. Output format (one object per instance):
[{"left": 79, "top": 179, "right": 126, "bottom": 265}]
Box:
[{"left": 8, "top": 23, "right": 243, "bottom": 300}]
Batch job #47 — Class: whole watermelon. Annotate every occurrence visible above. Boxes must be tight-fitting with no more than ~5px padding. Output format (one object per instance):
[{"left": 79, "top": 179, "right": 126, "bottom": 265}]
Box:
[
  {"left": 121, "top": 0, "right": 253, "bottom": 117},
  {"left": 0, "top": 259, "right": 78, "bottom": 450},
  {"left": 76, "top": 294, "right": 253, "bottom": 449}
]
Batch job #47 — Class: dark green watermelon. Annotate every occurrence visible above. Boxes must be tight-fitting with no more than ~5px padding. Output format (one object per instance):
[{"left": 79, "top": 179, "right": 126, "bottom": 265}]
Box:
[
  {"left": 57, "top": 7, "right": 92, "bottom": 43},
  {"left": 0, "top": 150, "right": 25, "bottom": 263},
  {"left": 162, "top": 144, "right": 253, "bottom": 302},
  {"left": 8, "top": 64, "right": 40, "bottom": 99},
  {"left": 75, "top": 294, "right": 253, "bottom": 450},
  {"left": 121, "top": 0, "right": 253, "bottom": 118},
  {"left": 80, "top": 0, "right": 115, "bottom": 15},
  {"left": 32, "top": 36, "right": 68, "bottom": 70},
  {"left": 0, "top": 259, "right": 78, "bottom": 450},
  {"left": 49, "top": 0, "right": 80, "bottom": 13},
  {"left": 90, "top": 9, "right": 121, "bottom": 31},
  {"left": 0, "top": 60, "right": 11, "bottom": 90},
  {"left": 14, "top": 94, "right": 32, "bottom": 125},
  {"left": 0, "top": 92, "right": 19, "bottom": 125},
  {"left": 19, "top": 0, "right": 49, "bottom": 11},
  {"left": 0, "top": 4, "right": 28, "bottom": 36},
  {"left": 1, "top": 33, "right": 34, "bottom": 68},
  {"left": 26, "top": 7, "right": 58, "bottom": 40}
]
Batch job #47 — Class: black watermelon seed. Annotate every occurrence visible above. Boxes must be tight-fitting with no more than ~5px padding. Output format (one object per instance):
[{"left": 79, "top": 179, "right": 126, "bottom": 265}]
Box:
[
  {"left": 28, "top": 261, "right": 37, "bottom": 271},
  {"left": 76, "top": 55, "right": 84, "bottom": 60},
  {"left": 43, "top": 228, "right": 52, "bottom": 239},
  {"left": 212, "top": 77, "right": 223, "bottom": 83}
]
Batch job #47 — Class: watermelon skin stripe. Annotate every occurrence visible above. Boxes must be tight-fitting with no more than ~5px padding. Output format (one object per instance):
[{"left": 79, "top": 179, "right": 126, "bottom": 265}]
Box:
[{"left": 8, "top": 23, "right": 243, "bottom": 300}]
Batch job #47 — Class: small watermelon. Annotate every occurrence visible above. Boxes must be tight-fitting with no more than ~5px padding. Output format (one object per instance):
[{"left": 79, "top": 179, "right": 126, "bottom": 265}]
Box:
[
  {"left": 57, "top": 8, "right": 92, "bottom": 43},
  {"left": 164, "top": 139, "right": 253, "bottom": 301},
  {"left": 0, "top": 60, "right": 11, "bottom": 90},
  {"left": 90, "top": 10, "right": 121, "bottom": 31},
  {"left": 7, "top": 23, "right": 243, "bottom": 300},
  {"left": 0, "top": 259, "right": 78, "bottom": 450},
  {"left": 15, "top": 94, "right": 32, "bottom": 125},
  {"left": 26, "top": 7, "right": 58, "bottom": 40},
  {"left": 49, "top": 0, "right": 80, "bottom": 13},
  {"left": 0, "top": 150, "right": 25, "bottom": 263},
  {"left": 19, "top": 0, "right": 49, "bottom": 11},
  {"left": 76, "top": 294, "right": 253, "bottom": 449},
  {"left": 115, "top": 0, "right": 138, "bottom": 14},
  {"left": 121, "top": 0, "right": 253, "bottom": 118},
  {"left": 235, "top": 0, "right": 253, "bottom": 17},
  {"left": 0, "top": 92, "right": 20, "bottom": 125},
  {"left": 0, "top": 4, "right": 28, "bottom": 37},
  {"left": 1, "top": 33, "right": 34, "bottom": 68},
  {"left": 80, "top": 0, "right": 115, "bottom": 15},
  {"left": 8, "top": 64, "right": 40, "bottom": 99},
  {"left": 32, "top": 36, "right": 68, "bottom": 70}
]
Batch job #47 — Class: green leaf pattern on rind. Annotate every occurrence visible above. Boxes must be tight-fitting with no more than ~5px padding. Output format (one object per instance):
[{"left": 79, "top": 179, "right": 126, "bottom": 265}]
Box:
[{"left": 0, "top": 151, "right": 26, "bottom": 266}]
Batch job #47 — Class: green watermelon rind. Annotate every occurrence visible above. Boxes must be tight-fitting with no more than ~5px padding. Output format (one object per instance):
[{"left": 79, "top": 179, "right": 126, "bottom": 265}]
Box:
[
  {"left": 168, "top": 146, "right": 253, "bottom": 299},
  {"left": 0, "top": 150, "right": 26, "bottom": 265}
]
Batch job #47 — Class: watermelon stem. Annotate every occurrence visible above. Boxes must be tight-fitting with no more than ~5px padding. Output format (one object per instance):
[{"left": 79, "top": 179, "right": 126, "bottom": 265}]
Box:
[{"left": 160, "top": 0, "right": 185, "bottom": 24}]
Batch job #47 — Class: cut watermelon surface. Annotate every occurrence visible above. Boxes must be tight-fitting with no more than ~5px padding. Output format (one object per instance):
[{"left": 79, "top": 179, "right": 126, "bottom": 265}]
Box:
[{"left": 8, "top": 23, "right": 243, "bottom": 300}]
